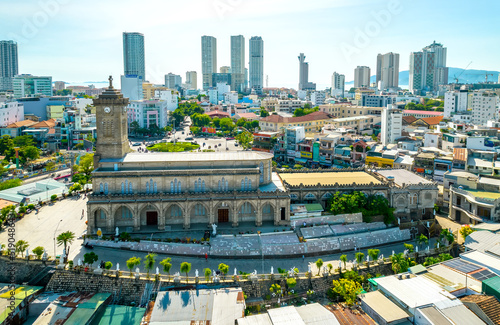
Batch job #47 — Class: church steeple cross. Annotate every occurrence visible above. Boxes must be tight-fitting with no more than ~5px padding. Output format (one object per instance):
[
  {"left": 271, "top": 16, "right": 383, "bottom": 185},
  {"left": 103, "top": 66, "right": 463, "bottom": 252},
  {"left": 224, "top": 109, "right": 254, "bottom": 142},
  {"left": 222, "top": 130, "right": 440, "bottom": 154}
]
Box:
[{"left": 108, "top": 75, "right": 113, "bottom": 88}]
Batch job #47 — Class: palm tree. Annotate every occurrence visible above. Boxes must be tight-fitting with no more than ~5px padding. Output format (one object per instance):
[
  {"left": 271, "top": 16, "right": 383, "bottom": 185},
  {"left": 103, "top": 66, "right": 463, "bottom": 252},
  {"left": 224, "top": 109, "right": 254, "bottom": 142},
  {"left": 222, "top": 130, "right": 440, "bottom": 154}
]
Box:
[
  {"left": 440, "top": 229, "right": 455, "bottom": 246},
  {"left": 159, "top": 257, "right": 172, "bottom": 279},
  {"left": 340, "top": 254, "right": 348, "bottom": 270},
  {"left": 180, "top": 262, "right": 191, "bottom": 282},
  {"left": 417, "top": 234, "right": 428, "bottom": 247},
  {"left": 56, "top": 231, "right": 75, "bottom": 261},
  {"left": 15, "top": 240, "right": 29, "bottom": 257},
  {"left": 144, "top": 253, "right": 157, "bottom": 278},
  {"left": 315, "top": 258, "right": 323, "bottom": 276},
  {"left": 130, "top": 121, "right": 140, "bottom": 135}
]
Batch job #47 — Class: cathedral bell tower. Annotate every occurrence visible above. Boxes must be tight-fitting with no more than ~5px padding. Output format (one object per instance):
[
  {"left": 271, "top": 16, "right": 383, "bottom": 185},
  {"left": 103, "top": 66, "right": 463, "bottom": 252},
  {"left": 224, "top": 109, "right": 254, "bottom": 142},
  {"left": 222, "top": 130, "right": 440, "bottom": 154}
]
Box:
[{"left": 93, "top": 76, "right": 130, "bottom": 165}]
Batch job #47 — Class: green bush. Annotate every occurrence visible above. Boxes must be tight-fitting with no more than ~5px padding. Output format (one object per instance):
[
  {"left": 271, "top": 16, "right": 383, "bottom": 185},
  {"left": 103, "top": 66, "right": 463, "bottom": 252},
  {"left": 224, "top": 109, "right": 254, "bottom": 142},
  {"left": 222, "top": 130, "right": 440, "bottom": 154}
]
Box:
[
  {"left": 147, "top": 142, "right": 200, "bottom": 152},
  {"left": 50, "top": 194, "right": 57, "bottom": 201}
]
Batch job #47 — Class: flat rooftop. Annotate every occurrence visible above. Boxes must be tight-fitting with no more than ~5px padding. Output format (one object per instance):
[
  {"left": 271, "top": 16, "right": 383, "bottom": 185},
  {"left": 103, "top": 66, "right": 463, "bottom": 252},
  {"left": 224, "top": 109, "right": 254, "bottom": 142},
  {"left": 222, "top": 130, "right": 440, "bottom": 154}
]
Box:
[
  {"left": 101, "top": 151, "right": 274, "bottom": 163},
  {"left": 360, "top": 291, "right": 409, "bottom": 323},
  {"left": 279, "top": 171, "right": 381, "bottom": 186},
  {"left": 377, "top": 169, "right": 434, "bottom": 186}
]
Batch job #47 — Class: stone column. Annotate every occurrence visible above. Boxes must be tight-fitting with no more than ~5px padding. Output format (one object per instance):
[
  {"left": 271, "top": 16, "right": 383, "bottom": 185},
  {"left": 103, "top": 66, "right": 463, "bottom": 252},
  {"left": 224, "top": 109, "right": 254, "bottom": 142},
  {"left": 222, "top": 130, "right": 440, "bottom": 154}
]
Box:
[
  {"left": 183, "top": 204, "right": 190, "bottom": 229},
  {"left": 274, "top": 204, "right": 280, "bottom": 226},
  {"left": 209, "top": 201, "right": 215, "bottom": 225},
  {"left": 158, "top": 209, "right": 165, "bottom": 231},
  {"left": 87, "top": 209, "right": 94, "bottom": 234},
  {"left": 133, "top": 205, "right": 140, "bottom": 231},
  {"left": 232, "top": 204, "right": 238, "bottom": 227},
  {"left": 107, "top": 206, "right": 115, "bottom": 233},
  {"left": 255, "top": 200, "right": 262, "bottom": 227}
]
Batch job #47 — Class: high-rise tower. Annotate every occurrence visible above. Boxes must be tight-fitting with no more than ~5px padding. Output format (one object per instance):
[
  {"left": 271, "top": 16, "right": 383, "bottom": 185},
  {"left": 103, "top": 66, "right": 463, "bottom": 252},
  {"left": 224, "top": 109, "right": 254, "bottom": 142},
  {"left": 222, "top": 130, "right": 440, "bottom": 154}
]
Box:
[
  {"left": 123, "top": 32, "right": 145, "bottom": 81},
  {"left": 231, "top": 35, "right": 245, "bottom": 93},
  {"left": 0, "top": 40, "right": 18, "bottom": 91},
  {"left": 202, "top": 36, "right": 217, "bottom": 90},
  {"left": 249, "top": 36, "right": 264, "bottom": 94}
]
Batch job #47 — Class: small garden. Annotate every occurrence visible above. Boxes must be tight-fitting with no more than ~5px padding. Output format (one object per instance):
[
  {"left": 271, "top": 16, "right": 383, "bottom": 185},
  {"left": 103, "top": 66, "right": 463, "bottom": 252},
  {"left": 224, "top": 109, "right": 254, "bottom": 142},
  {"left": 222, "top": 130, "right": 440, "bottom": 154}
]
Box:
[{"left": 147, "top": 142, "right": 200, "bottom": 152}]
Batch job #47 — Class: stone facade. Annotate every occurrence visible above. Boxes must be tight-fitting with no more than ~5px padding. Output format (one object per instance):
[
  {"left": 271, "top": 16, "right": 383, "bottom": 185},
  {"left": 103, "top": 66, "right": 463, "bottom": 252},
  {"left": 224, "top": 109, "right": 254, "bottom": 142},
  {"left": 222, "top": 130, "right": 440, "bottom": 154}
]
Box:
[{"left": 88, "top": 80, "right": 290, "bottom": 234}]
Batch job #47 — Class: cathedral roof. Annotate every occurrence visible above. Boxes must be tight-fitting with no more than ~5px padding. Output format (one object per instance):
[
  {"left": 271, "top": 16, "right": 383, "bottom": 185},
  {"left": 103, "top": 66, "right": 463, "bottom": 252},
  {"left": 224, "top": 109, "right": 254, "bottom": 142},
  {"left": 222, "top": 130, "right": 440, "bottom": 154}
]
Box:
[{"left": 99, "top": 151, "right": 274, "bottom": 163}]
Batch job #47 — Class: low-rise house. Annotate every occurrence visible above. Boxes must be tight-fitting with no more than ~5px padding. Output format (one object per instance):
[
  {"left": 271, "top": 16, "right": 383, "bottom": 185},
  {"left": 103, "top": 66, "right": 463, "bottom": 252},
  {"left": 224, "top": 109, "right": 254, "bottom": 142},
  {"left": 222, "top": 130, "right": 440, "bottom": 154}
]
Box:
[{"left": 442, "top": 133, "right": 467, "bottom": 152}]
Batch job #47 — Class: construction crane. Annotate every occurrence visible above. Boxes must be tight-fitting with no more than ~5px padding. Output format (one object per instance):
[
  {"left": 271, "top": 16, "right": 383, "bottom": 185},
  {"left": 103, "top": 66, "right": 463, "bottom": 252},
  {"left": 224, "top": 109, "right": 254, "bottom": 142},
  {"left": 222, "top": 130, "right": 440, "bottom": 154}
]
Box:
[
  {"left": 485, "top": 73, "right": 494, "bottom": 83},
  {"left": 453, "top": 61, "right": 472, "bottom": 83}
]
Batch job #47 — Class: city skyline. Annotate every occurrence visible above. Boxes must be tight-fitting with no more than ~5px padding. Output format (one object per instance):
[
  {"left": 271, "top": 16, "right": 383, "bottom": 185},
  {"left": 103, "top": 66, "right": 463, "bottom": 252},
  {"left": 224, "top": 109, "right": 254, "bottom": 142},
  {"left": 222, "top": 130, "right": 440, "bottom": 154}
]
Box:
[{"left": 2, "top": 0, "right": 500, "bottom": 89}]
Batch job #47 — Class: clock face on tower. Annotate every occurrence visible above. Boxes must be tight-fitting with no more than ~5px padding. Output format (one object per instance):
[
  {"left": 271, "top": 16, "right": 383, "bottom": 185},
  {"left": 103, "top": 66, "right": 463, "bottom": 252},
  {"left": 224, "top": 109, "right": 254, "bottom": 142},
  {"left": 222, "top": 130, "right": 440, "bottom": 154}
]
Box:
[{"left": 104, "top": 107, "right": 111, "bottom": 113}]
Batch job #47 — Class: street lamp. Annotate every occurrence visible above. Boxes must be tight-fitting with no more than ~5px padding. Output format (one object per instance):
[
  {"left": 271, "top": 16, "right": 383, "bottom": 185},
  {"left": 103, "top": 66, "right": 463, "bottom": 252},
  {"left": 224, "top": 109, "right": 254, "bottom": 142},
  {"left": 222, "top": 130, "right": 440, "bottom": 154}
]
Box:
[{"left": 53, "top": 219, "right": 63, "bottom": 259}]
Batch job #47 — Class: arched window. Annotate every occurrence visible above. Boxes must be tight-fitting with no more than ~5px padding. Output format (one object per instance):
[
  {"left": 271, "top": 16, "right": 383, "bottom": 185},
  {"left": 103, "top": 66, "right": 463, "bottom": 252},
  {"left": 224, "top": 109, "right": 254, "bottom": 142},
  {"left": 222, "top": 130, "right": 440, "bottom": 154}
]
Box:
[
  {"left": 177, "top": 180, "right": 181, "bottom": 193},
  {"left": 259, "top": 162, "right": 264, "bottom": 183},
  {"left": 99, "top": 210, "right": 106, "bottom": 219},
  {"left": 248, "top": 179, "right": 252, "bottom": 190},
  {"left": 201, "top": 180, "right": 205, "bottom": 192},
  {"left": 154, "top": 182, "right": 157, "bottom": 193},
  {"left": 104, "top": 183, "right": 108, "bottom": 195},
  {"left": 121, "top": 206, "right": 133, "bottom": 219},
  {"left": 194, "top": 180, "right": 198, "bottom": 192},
  {"left": 263, "top": 204, "right": 271, "bottom": 214},
  {"left": 121, "top": 182, "right": 124, "bottom": 194},
  {"left": 225, "top": 179, "right": 228, "bottom": 191},
  {"left": 268, "top": 161, "right": 272, "bottom": 181},
  {"left": 128, "top": 182, "right": 133, "bottom": 194},
  {"left": 194, "top": 204, "right": 206, "bottom": 216},
  {"left": 99, "top": 183, "right": 103, "bottom": 194},
  {"left": 241, "top": 179, "right": 245, "bottom": 191},
  {"left": 171, "top": 205, "right": 182, "bottom": 217},
  {"left": 218, "top": 180, "right": 221, "bottom": 192},
  {"left": 146, "top": 181, "right": 150, "bottom": 194},
  {"left": 170, "top": 181, "right": 174, "bottom": 193}
]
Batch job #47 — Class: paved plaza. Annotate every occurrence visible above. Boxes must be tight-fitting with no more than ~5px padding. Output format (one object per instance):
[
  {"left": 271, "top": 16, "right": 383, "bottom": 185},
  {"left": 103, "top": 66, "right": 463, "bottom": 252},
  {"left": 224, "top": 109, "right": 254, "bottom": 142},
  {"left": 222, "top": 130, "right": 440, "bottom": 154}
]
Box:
[{"left": 0, "top": 195, "right": 425, "bottom": 276}]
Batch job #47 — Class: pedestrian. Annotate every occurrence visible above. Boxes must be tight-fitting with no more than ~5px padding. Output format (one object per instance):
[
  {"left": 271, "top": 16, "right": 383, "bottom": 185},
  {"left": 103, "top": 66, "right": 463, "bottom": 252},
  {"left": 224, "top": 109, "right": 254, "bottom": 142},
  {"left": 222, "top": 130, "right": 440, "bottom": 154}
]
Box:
[
  {"left": 302, "top": 255, "right": 305, "bottom": 261},
  {"left": 205, "top": 253, "right": 208, "bottom": 261}
]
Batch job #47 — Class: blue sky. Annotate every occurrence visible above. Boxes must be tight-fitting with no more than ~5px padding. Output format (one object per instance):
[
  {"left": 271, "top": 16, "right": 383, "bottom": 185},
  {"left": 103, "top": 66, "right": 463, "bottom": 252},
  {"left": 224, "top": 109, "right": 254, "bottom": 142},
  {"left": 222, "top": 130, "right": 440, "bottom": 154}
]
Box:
[{"left": 1, "top": 0, "right": 499, "bottom": 89}]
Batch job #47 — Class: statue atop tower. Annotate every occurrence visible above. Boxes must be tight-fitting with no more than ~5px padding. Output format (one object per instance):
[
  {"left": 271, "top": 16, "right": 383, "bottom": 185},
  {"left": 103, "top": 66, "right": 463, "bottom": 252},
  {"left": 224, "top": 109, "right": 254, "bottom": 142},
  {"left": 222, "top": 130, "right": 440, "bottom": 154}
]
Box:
[{"left": 93, "top": 75, "right": 130, "bottom": 165}]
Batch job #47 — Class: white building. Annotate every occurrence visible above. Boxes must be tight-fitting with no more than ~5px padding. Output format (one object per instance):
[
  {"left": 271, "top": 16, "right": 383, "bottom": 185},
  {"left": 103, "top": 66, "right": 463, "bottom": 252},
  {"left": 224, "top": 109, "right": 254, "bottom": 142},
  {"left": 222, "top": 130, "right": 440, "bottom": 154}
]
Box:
[
  {"left": 331, "top": 72, "right": 345, "bottom": 97},
  {"left": 72, "top": 98, "right": 94, "bottom": 114},
  {"left": 381, "top": 104, "right": 402, "bottom": 146},
  {"left": 208, "top": 88, "right": 218, "bottom": 105},
  {"left": 127, "top": 99, "right": 172, "bottom": 129},
  {"left": 120, "top": 75, "right": 143, "bottom": 101},
  {"left": 276, "top": 100, "right": 303, "bottom": 113},
  {"left": 444, "top": 90, "right": 468, "bottom": 118},
  {"left": 154, "top": 90, "right": 179, "bottom": 111},
  {"left": 471, "top": 90, "right": 499, "bottom": 126},
  {"left": 423, "top": 132, "right": 441, "bottom": 148},
  {"left": 311, "top": 91, "right": 325, "bottom": 106},
  {"left": 376, "top": 52, "right": 399, "bottom": 90},
  {"left": 354, "top": 66, "right": 370, "bottom": 88},
  {"left": 185, "top": 71, "right": 197, "bottom": 90},
  {"left": 297, "top": 90, "right": 307, "bottom": 100},
  {"left": 217, "top": 83, "right": 231, "bottom": 103},
  {"left": 13, "top": 74, "right": 52, "bottom": 98},
  {"left": 224, "top": 91, "right": 238, "bottom": 105},
  {"left": 0, "top": 101, "right": 23, "bottom": 127},
  {"left": 164, "top": 73, "right": 182, "bottom": 89}
]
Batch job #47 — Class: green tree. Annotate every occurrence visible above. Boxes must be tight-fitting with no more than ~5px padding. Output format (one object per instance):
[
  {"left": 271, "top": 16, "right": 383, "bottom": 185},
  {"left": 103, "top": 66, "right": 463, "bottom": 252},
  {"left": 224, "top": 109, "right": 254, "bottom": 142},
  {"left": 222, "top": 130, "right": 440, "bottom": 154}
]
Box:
[
  {"left": 204, "top": 268, "right": 211, "bottom": 281},
  {"left": 0, "top": 135, "right": 14, "bottom": 155},
  {"left": 235, "top": 131, "right": 253, "bottom": 150},
  {"left": 355, "top": 252, "right": 365, "bottom": 265},
  {"left": 459, "top": 225, "right": 475, "bottom": 240},
  {"left": 57, "top": 231, "right": 75, "bottom": 258},
  {"left": 144, "top": 253, "right": 157, "bottom": 277},
  {"left": 191, "top": 113, "right": 211, "bottom": 127},
  {"left": 104, "top": 261, "right": 113, "bottom": 270},
  {"left": 269, "top": 283, "right": 281, "bottom": 296},
  {"left": 236, "top": 118, "right": 247, "bottom": 127},
  {"left": 69, "top": 182, "right": 82, "bottom": 193},
  {"left": 180, "top": 262, "right": 191, "bottom": 281},
  {"left": 218, "top": 263, "right": 229, "bottom": 277},
  {"left": 368, "top": 249, "right": 380, "bottom": 262},
  {"left": 219, "top": 117, "right": 235, "bottom": 132},
  {"left": 126, "top": 257, "right": 141, "bottom": 275},
  {"left": 329, "top": 278, "right": 362, "bottom": 305},
  {"left": 83, "top": 252, "right": 98, "bottom": 266},
  {"left": 340, "top": 254, "right": 348, "bottom": 270},
  {"left": 21, "top": 146, "right": 40, "bottom": 161},
  {"left": 212, "top": 117, "right": 221, "bottom": 128},
  {"left": 417, "top": 234, "right": 429, "bottom": 247},
  {"left": 440, "top": 228, "right": 455, "bottom": 246},
  {"left": 0, "top": 179, "right": 22, "bottom": 191},
  {"left": 260, "top": 108, "right": 269, "bottom": 117},
  {"left": 286, "top": 277, "right": 297, "bottom": 289},
  {"left": 327, "top": 263, "right": 333, "bottom": 274},
  {"left": 15, "top": 240, "right": 29, "bottom": 257},
  {"left": 159, "top": 258, "right": 172, "bottom": 279},
  {"left": 403, "top": 243, "right": 414, "bottom": 253},
  {"left": 390, "top": 253, "right": 415, "bottom": 274},
  {"left": 315, "top": 258, "right": 324, "bottom": 276},
  {"left": 78, "top": 154, "right": 94, "bottom": 180},
  {"left": 32, "top": 246, "right": 44, "bottom": 259}
]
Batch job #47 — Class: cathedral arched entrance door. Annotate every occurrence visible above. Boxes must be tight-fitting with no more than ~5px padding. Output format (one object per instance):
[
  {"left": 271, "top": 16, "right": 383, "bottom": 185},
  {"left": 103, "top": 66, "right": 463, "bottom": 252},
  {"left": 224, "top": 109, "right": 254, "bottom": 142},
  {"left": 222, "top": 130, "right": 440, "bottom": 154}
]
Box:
[
  {"left": 216, "top": 202, "right": 230, "bottom": 223},
  {"left": 146, "top": 211, "right": 158, "bottom": 225}
]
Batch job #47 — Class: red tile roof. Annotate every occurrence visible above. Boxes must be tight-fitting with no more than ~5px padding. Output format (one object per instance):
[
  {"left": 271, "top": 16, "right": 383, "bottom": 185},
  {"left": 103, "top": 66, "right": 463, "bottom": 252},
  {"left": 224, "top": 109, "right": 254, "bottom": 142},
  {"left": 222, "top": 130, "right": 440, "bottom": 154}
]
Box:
[
  {"left": 31, "top": 119, "right": 57, "bottom": 128},
  {"left": 412, "top": 116, "right": 444, "bottom": 126},
  {"left": 260, "top": 111, "right": 332, "bottom": 124},
  {"left": 6, "top": 120, "right": 37, "bottom": 128},
  {"left": 206, "top": 110, "right": 230, "bottom": 117},
  {"left": 402, "top": 115, "right": 417, "bottom": 125},
  {"left": 461, "top": 295, "right": 500, "bottom": 325},
  {"left": 453, "top": 148, "right": 467, "bottom": 162}
]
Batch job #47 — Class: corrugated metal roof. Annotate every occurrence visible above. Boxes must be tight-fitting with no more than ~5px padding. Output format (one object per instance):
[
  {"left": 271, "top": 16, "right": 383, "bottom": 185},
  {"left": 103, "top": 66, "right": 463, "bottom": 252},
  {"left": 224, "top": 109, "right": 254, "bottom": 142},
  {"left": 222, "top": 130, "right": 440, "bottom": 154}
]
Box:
[
  {"left": 294, "top": 303, "right": 341, "bottom": 325},
  {"left": 440, "top": 304, "right": 485, "bottom": 325},
  {"left": 465, "top": 231, "right": 500, "bottom": 253},
  {"left": 267, "top": 306, "right": 306, "bottom": 325},
  {"left": 236, "top": 314, "right": 273, "bottom": 325},
  {"left": 360, "top": 291, "right": 409, "bottom": 323},
  {"left": 417, "top": 306, "right": 453, "bottom": 324}
]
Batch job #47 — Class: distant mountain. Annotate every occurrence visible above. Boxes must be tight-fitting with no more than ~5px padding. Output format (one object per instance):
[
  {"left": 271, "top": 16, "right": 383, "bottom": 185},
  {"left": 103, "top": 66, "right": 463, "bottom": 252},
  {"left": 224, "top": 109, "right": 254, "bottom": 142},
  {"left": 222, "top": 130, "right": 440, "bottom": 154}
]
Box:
[{"left": 346, "top": 68, "right": 500, "bottom": 86}]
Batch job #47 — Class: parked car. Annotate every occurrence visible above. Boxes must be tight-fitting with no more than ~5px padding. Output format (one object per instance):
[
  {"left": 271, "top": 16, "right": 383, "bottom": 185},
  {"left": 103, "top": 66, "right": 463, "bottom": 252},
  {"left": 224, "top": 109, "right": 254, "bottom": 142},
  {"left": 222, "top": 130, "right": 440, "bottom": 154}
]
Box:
[
  {"left": 186, "top": 137, "right": 193, "bottom": 140},
  {"left": 132, "top": 143, "right": 141, "bottom": 147}
]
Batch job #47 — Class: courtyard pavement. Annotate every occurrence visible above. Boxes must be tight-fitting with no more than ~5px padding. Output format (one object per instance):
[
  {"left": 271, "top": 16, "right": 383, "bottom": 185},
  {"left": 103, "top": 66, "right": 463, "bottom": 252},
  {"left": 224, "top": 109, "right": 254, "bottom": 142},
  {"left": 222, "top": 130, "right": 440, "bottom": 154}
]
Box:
[{"left": 0, "top": 195, "right": 432, "bottom": 276}]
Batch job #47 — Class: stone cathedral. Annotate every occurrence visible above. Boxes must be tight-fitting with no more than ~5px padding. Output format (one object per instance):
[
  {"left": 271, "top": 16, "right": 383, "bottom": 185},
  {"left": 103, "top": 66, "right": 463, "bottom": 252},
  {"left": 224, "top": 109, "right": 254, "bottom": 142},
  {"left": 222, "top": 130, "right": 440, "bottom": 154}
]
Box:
[{"left": 86, "top": 77, "right": 290, "bottom": 234}]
